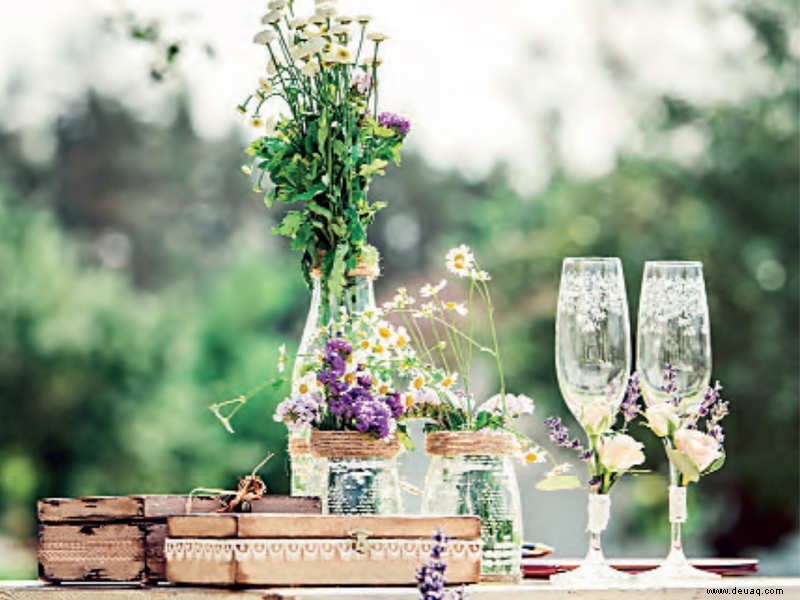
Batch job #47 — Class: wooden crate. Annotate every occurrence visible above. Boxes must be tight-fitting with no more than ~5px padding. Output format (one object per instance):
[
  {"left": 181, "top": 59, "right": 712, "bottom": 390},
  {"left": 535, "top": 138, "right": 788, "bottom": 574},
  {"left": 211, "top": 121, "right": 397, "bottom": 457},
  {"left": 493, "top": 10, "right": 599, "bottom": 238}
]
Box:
[
  {"left": 166, "top": 514, "right": 483, "bottom": 586},
  {"left": 37, "top": 495, "right": 321, "bottom": 583}
]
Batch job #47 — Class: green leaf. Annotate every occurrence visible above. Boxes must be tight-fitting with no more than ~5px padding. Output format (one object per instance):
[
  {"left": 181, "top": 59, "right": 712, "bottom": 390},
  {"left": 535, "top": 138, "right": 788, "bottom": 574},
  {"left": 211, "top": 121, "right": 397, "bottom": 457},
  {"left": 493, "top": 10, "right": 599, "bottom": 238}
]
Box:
[
  {"left": 536, "top": 475, "right": 583, "bottom": 491},
  {"left": 666, "top": 448, "right": 701, "bottom": 483},
  {"left": 703, "top": 448, "right": 726, "bottom": 476},
  {"left": 307, "top": 201, "right": 333, "bottom": 221},
  {"left": 397, "top": 430, "right": 415, "bottom": 452},
  {"left": 290, "top": 183, "right": 326, "bottom": 203},
  {"left": 271, "top": 211, "right": 303, "bottom": 238},
  {"left": 359, "top": 158, "right": 388, "bottom": 178},
  {"left": 327, "top": 242, "right": 348, "bottom": 301}
]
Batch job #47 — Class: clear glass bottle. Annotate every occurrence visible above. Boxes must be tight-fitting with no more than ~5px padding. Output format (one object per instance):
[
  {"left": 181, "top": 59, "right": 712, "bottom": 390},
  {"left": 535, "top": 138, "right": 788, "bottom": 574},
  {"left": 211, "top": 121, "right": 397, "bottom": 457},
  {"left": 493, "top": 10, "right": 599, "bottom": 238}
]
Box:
[
  {"left": 422, "top": 451, "right": 523, "bottom": 581},
  {"left": 325, "top": 456, "right": 402, "bottom": 515},
  {"left": 289, "top": 263, "right": 378, "bottom": 498}
]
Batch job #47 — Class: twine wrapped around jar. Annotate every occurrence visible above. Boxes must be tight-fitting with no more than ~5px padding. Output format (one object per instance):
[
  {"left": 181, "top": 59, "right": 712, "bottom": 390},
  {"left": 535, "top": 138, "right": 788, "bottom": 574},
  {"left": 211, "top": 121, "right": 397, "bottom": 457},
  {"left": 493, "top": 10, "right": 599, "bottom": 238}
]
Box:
[
  {"left": 425, "top": 431, "right": 521, "bottom": 457},
  {"left": 309, "top": 429, "right": 402, "bottom": 459},
  {"left": 288, "top": 437, "right": 312, "bottom": 456}
]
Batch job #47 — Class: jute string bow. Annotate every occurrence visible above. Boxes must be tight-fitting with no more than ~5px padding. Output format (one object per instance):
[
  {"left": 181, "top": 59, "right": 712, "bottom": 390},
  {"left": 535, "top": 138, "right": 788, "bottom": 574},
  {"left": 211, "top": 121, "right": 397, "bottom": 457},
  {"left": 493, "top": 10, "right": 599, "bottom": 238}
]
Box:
[{"left": 185, "top": 453, "right": 272, "bottom": 514}]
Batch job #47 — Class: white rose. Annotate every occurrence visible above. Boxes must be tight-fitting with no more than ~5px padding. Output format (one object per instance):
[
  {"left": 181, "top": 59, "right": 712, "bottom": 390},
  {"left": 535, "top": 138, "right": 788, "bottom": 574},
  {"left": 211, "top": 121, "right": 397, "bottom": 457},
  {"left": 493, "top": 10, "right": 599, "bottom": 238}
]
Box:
[
  {"left": 674, "top": 428, "right": 722, "bottom": 472},
  {"left": 645, "top": 403, "right": 679, "bottom": 437},
  {"left": 581, "top": 398, "right": 615, "bottom": 434},
  {"left": 597, "top": 434, "right": 645, "bottom": 472}
]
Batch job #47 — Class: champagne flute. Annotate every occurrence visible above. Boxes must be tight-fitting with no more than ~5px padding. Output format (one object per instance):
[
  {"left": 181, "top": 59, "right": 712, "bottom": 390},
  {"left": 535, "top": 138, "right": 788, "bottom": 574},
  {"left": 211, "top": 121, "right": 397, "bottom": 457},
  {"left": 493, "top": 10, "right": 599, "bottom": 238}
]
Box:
[
  {"left": 636, "top": 260, "right": 718, "bottom": 581},
  {"left": 552, "top": 257, "right": 631, "bottom": 586}
]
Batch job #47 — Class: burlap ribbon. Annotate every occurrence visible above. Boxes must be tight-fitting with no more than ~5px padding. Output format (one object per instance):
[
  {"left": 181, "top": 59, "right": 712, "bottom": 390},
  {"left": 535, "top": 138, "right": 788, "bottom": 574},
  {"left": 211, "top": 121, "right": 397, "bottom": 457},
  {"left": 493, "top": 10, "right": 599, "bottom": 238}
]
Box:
[
  {"left": 425, "top": 431, "right": 521, "bottom": 457},
  {"left": 288, "top": 437, "right": 312, "bottom": 456},
  {"left": 309, "top": 429, "right": 402, "bottom": 459}
]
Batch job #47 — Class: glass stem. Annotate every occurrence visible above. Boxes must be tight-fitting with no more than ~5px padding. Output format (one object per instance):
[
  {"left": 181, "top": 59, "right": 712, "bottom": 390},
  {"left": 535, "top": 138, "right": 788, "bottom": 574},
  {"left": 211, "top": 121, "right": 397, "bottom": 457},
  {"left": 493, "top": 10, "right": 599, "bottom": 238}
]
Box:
[
  {"left": 670, "top": 520, "right": 683, "bottom": 555},
  {"left": 667, "top": 461, "right": 689, "bottom": 563}
]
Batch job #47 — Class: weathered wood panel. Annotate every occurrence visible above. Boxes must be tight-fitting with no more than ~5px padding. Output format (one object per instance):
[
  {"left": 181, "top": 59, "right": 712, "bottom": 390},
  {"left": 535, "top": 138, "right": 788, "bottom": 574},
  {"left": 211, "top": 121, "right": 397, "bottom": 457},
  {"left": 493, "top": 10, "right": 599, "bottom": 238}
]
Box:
[{"left": 38, "top": 523, "right": 146, "bottom": 582}]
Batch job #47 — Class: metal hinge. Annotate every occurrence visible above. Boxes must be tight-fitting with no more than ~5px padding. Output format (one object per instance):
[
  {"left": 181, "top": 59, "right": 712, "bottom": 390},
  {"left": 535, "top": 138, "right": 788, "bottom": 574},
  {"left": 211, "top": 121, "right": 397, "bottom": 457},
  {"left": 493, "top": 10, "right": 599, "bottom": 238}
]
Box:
[{"left": 349, "top": 528, "right": 371, "bottom": 554}]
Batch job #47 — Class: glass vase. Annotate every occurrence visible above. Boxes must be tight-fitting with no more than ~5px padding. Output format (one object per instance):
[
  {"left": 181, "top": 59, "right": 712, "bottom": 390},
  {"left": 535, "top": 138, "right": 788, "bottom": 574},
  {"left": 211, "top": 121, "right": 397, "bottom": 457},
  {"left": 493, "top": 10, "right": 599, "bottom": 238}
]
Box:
[
  {"left": 421, "top": 432, "right": 523, "bottom": 582},
  {"left": 310, "top": 429, "right": 403, "bottom": 515},
  {"left": 288, "top": 263, "right": 378, "bottom": 497},
  {"left": 550, "top": 492, "right": 629, "bottom": 587},
  {"left": 637, "top": 464, "right": 720, "bottom": 581}
]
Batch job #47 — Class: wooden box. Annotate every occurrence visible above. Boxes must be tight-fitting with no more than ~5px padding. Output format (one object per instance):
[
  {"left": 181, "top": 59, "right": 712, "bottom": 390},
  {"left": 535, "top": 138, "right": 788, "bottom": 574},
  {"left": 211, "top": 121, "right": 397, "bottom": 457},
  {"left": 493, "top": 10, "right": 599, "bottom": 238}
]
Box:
[
  {"left": 37, "top": 495, "right": 321, "bottom": 583},
  {"left": 166, "top": 514, "right": 483, "bottom": 586}
]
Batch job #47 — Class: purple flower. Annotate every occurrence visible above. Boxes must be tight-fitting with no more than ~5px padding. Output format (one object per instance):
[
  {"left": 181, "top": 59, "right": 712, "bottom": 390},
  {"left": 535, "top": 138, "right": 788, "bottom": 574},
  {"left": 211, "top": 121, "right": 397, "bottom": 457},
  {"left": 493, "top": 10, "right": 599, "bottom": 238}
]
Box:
[
  {"left": 326, "top": 338, "right": 352, "bottom": 356},
  {"left": 353, "top": 397, "right": 393, "bottom": 439},
  {"left": 384, "top": 391, "right": 404, "bottom": 419},
  {"left": 378, "top": 111, "right": 411, "bottom": 136},
  {"left": 274, "top": 394, "right": 322, "bottom": 430},
  {"left": 416, "top": 529, "right": 448, "bottom": 600},
  {"left": 350, "top": 70, "right": 372, "bottom": 94},
  {"left": 708, "top": 424, "right": 725, "bottom": 444},
  {"left": 621, "top": 372, "right": 641, "bottom": 422},
  {"left": 661, "top": 363, "right": 678, "bottom": 395},
  {"left": 357, "top": 374, "right": 373, "bottom": 389}
]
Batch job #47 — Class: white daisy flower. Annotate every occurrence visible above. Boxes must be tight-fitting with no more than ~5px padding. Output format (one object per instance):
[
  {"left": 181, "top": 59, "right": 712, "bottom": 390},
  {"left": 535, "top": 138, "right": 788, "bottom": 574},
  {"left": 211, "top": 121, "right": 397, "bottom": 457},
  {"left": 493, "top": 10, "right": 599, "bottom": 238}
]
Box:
[
  {"left": 420, "top": 279, "right": 447, "bottom": 298},
  {"left": 315, "top": 3, "right": 337, "bottom": 18},
  {"left": 327, "top": 45, "right": 351, "bottom": 63},
  {"left": 478, "top": 393, "right": 534, "bottom": 417},
  {"left": 329, "top": 24, "right": 349, "bottom": 37},
  {"left": 293, "top": 371, "right": 320, "bottom": 396},
  {"left": 268, "top": 0, "right": 287, "bottom": 9},
  {"left": 264, "top": 116, "right": 278, "bottom": 136},
  {"left": 445, "top": 245, "right": 475, "bottom": 278},
  {"left": 470, "top": 269, "right": 491, "bottom": 281},
  {"left": 443, "top": 301, "right": 468, "bottom": 316},
  {"left": 415, "top": 387, "right": 440, "bottom": 407},
  {"left": 336, "top": 15, "right": 353, "bottom": 25},
  {"left": 261, "top": 10, "right": 282, "bottom": 25},
  {"left": 253, "top": 29, "right": 277, "bottom": 45},
  {"left": 367, "top": 32, "right": 388, "bottom": 42},
  {"left": 289, "top": 17, "right": 308, "bottom": 30},
  {"left": 361, "top": 56, "right": 383, "bottom": 67},
  {"left": 356, "top": 14, "right": 372, "bottom": 25},
  {"left": 258, "top": 77, "right": 272, "bottom": 93},
  {"left": 440, "top": 372, "right": 458, "bottom": 389},
  {"left": 302, "top": 61, "right": 321, "bottom": 77},
  {"left": 522, "top": 446, "right": 546, "bottom": 464}
]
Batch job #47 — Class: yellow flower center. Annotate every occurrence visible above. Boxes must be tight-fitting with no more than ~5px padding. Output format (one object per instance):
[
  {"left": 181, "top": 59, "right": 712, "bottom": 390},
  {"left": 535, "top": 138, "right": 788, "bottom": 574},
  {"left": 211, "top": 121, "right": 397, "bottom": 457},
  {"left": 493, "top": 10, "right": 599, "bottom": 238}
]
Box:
[
  {"left": 378, "top": 326, "right": 392, "bottom": 339},
  {"left": 299, "top": 383, "right": 309, "bottom": 394},
  {"left": 442, "top": 376, "right": 453, "bottom": 388},
  {"left": 379, "top": 384, "right": 389, "bottom": 395},
  {"left": 360, "top": 339, "right": 370, "bottom": 349},
  {"left": 413, "top": 376, "right": 424, "bottom": 390},
  {"left": 405, "top": 395, "right": 414, "bottom": 408},
  {"left": 373, "top": 343, "right": 384, "bottom": 354},
  {"left": 525, "top": 452, "right": 539, "bottom": 464},
  {"left": 345, "top": 373, "right": 356, "bottom": 384},
  {"left": 396, "top": 336, "right": 407, "bottom": 348}
]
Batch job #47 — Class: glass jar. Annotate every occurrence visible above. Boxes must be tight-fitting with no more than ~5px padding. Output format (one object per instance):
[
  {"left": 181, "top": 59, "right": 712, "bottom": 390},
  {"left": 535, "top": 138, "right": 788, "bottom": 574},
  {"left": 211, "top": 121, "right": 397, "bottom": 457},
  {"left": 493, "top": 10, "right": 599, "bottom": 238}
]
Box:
[
  {"left": 288, "top": 261, "right": 378, "bottom": 497},
  {"left": 310, "top": 430, "right": 403, "bottom": 515},
  {"left": 421, "top": 431, "right": 523, "bottom": 582}
]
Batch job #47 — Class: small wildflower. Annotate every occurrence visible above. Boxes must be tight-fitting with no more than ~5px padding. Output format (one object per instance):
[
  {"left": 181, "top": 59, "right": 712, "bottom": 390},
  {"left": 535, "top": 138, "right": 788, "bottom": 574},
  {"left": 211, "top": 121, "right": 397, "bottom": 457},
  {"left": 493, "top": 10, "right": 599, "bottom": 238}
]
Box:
[
  {"left": 241, "top": 164, "right": 253, "bottom": 175},
  {"left": 253, "top": 29, "right": 277, "bottom": 45},
  {"left": 420, "top": 279, "right": 447, "bottom": 298},
  {"left": 356, "top": 14, "right": 372, "bottom": 25},
  {"left": 261, "top": 10, "right": 282, "bottom": 25},
  {"left": 445, "top": 245, "right": 475, "bottom": 278},
  {"left": 251, "top": 116, "right": 264, "bottom": 128},
  {"left": 367, "top": 32, "right": 389, "bottom": 42}
]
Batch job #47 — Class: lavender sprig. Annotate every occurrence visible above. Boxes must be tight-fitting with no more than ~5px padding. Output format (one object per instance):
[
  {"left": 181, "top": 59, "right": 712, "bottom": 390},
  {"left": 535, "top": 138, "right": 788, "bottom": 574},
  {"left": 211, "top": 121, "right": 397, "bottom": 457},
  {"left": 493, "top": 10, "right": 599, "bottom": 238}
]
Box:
[
  {"left": 621, "top": 373, "right": 641, "bottom": 423},
  {"left": 416, "top": 529, "right": 467, "bottom": 600},
  {"left": 544, "top": 417, "right": 593, "bottom": 462}
]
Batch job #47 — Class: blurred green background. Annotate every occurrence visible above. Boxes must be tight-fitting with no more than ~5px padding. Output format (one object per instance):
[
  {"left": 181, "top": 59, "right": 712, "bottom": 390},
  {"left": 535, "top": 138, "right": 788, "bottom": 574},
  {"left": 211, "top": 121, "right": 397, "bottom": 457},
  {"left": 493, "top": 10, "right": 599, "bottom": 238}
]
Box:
[{"left": 0, "top": 0, "right": 797, "bottom": 579}]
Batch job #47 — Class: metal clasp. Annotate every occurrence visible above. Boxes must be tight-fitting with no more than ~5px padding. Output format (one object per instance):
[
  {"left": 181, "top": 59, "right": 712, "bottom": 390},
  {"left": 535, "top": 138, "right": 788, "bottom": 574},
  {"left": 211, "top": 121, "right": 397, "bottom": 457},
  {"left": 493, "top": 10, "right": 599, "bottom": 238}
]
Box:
[{"left": 349, "top": 528, "right": 371, "bottom": 554}]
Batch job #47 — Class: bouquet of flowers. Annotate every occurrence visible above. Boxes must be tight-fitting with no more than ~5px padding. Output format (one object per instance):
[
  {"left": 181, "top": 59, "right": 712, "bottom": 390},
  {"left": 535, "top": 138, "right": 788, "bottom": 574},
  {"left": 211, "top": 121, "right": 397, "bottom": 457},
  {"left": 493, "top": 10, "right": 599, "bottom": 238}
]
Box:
[
  {"left": 273, "top": 307, "right": 417, "bottom": 445},
  {"left": 639, "top": 365, "right": 727, "bottom": 483},
  {"left": 381, "top": 245, "right": 540, "bottom": 445},
  {"left": 540, "top": 376, "right": 645, "bottom": 492},
  {"left": 240, "top": 0, "right": 410, "bottom": 299}
]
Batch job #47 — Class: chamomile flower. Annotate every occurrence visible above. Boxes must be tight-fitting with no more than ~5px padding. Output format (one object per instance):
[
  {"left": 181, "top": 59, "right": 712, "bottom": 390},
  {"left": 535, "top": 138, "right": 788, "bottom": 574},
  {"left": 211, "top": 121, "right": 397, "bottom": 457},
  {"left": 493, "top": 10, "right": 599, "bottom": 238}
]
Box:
[
  {"left": 261, "top": 10, "right": 282, "bottom": 25},
  {"left": 361, "top": 56, "right": 383, "bottom": 67},
  {"left": 289, "top": 17, "right": 308, "bottom": 30},
  {"left": 258, "top": 77, "right": 272, "bottom": 93},
  {"left": 293, "top": 371, "right": 320, "bottom": 396},
  {"left": 251, "top": 115, "right": 264, "bottom": 128},
  {"left": 445, "top": 245, "right": 475, "bottom": 277},
  {"left": 302, "top": 61, "right": 321, "bottom": 77},
  {"left": 264, "top": 116, "right": 278, "bottom": 136},
  {"left": 253, "top": 29, "right": 277, "bottom": 45},
  {"left": 420, "top": 279, "right": 447, "bottom": 298},
  {"left": 444, "top": 301, "right": 468, "bottom": 316},
  {"left": 441, "top": 372, "right": 458, "bottom": 388},
  {"left": 315, "top": 3, "right": 337, "bottom": 18},
  {"left": 329, "top": 45, "right": 351, "bottom": 63},
  {"left": 546, "top": 463, "right": 573, "bottom": 478},
  {"left": 470, "top": 269, "right": 491, "bottom": 281},
  {"left": 268, "top": 0, "right": 287, "bottom": 9},
  {"left": 356, "top": 14, "right": 372, "bottom": 25},
  {"left": 336, "top": 15, "right": 353, "bottom": 25},
  {"left": 367, "top": 32, "right": 388, "bottom": 42},
  {"left": 329, "top": 24, "right": 349, "bottom": 38},
  {"left": 522, "top": 446, "right": 546, "bottom": 464}
]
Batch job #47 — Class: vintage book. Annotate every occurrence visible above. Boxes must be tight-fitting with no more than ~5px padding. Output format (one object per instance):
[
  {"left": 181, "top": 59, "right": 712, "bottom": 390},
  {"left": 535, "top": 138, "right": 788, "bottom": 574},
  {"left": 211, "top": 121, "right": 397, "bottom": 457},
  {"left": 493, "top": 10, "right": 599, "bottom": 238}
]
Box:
[
  {"left": 37, "top": 495, "right": 321, "bottom": 583},
  {"left": 165, "top": 514, "right": 483, "bottom": 586}
]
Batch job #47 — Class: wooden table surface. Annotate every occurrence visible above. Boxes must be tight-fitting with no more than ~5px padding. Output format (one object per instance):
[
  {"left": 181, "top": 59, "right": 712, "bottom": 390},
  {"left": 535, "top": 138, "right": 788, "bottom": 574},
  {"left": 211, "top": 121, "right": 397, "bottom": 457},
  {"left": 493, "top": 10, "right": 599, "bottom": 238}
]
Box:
[{"left": 2, "top": 579, "right": 800, "bottom": 600}]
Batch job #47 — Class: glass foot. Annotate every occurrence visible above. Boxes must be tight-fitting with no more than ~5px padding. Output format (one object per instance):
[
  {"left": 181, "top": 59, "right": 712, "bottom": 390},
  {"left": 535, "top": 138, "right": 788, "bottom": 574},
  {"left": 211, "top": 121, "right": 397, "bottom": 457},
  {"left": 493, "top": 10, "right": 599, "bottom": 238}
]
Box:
[
  {"left": 550, "top": 561, "right": 631, "bottom": 588},
  {"left": 636, "top": 550, "right": 721, "bottom": 582}
]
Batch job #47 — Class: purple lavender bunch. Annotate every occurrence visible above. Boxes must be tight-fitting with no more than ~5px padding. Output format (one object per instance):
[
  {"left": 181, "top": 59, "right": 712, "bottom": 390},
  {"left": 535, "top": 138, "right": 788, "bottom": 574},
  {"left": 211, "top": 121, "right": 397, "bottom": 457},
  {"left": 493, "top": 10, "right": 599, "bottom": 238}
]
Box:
[
  {"left": 378, "top": 111, "right": 411, "bottom": 136},
  {"left": 416, "top": 529, "right": 468, "bottom": 600},
  {"left": 621, "top": 372, "right": 641, "bottom": 422},
  {"left": 544, "top": 417, "right": 592, "bottom": 462}
]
